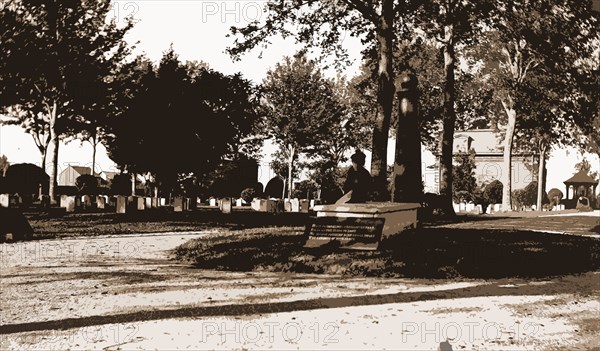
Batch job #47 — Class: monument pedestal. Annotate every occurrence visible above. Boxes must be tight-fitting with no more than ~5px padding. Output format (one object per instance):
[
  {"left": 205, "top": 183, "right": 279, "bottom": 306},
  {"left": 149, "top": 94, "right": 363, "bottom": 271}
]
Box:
[{"left": 305, "top": 202, "right": 420, "bottom": 250}]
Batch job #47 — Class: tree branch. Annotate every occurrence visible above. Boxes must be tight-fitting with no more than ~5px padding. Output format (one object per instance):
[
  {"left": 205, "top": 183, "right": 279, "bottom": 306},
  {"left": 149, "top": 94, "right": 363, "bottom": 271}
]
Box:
[{"left": 343, "top": 0, "right": 377, "bottom": 24}]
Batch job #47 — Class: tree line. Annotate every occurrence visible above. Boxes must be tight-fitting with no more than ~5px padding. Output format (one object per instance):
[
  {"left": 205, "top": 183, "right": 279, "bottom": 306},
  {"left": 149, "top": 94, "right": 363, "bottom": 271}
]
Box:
[{"left": 1, "top": 0, "right": 598, "bottom": 211}]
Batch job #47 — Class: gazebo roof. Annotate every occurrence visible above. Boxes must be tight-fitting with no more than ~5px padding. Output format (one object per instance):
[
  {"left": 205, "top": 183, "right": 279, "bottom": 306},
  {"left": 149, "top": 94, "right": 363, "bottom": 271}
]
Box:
[{"left": 563, "top": 169, "right": 598, "bottom": 185}]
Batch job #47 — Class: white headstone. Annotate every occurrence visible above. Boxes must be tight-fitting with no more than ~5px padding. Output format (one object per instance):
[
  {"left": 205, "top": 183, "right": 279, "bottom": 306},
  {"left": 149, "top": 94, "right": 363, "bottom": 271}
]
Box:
[
  {"left": 494, "top": 204, "right": 501, "bottom": 212},
  {"left": 453, "top": 203, "right": 460, "bottom": 213},
  {"left": 209, "top": 198, "right": 217, "bottom": 207},
  {"left": 220, "top": 197, "right": 232, "bottom": 214},
  {"left": 61, "top": 195, "right": 76, "bottom": 213},
  {"left": 236, "top": 198, "right": 243, "bottom": 207},
  {"left": 116, "top": 196, "right": 126, "bottom": 214},
  {"left": 136, "top": 197, "right": 145, "bottom": 210},
  {"left": 476, "top": 204, "right": 483, "bottom": 214},
  {"left": 466, "top": 203, "right": 474, "bottom": 212},
  {"left": 291, "top": 198, "right": 300, "bottom": 212},
  {"left": 0, "top": 194, "right": 10, "bottom": 208},
  {"left": 145, "top": 197, "right": 152, "bottom": 209},
  {"left": 96, "top": 196, "right": 106, "bottom": 210},
  {"left": 459, "top": 203, "right": 466, "bottom": 212},
  {"left": 160, "top": 198, "right": 166, "bottom": 206},
  {"left": 173, "top": 197, "right": 184, "bottom": 212}
]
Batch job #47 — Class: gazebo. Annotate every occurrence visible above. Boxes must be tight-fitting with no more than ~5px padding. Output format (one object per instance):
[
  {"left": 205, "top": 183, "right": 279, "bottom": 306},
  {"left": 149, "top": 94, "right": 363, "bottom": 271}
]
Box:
[{"left": 563, "top": 169, "right": 598, "bottom": 208}]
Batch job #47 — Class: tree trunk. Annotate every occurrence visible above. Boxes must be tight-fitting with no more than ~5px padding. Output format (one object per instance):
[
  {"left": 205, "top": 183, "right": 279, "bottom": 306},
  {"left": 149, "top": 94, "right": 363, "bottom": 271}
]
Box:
[
  {"left": 501, "top": 102, "right": 517, "bottom": 212},
  {"left": 287, "top": 145, "right": 295, "bottom": 200},
  {"left": 370, "top": 0, "right": 395, "bottom": 201},
  {"left": 536, "top": 144, "right": 547, "bottom": 211},
  {"left": 91, "top": 134, "right": 97, "bottom": 176},
  {"left": 130, "top": 172, "right": 136, "bottom": 196},
  {"left": 47, "top": 101, "right": 59, "bottom": 205},
  {"left": 438, "top": 23, "right": 457, "bottom": 216}
]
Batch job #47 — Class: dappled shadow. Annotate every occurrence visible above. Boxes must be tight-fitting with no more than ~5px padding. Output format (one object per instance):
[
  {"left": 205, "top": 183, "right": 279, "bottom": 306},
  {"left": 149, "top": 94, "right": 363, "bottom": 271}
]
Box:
[
  {"left": 1, "top": 273, "right": 596, "bottom": 334},
  {"left": 180, "top": 227, "right": 600, "bottom": 279}
]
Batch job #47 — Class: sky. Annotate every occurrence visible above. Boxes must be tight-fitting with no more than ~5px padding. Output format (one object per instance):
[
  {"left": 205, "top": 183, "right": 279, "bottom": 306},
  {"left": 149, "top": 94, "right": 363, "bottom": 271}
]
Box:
[{"left": 0, "top": 0, "right": 598, "bottom": 193}]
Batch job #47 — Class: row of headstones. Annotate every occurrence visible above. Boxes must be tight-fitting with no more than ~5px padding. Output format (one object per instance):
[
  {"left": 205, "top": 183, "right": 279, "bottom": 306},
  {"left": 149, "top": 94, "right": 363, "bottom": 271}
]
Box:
[
  {"left": 0, "top": 194, "right": 20, "bottom": 208},
  {"left": 453, "top": 202, "right": 567, "bottom": 214},
  {"left": 58, "top": 195, "right": 203, "bottom": 213},
  {"left": 250, "top": 198, "right": 315, "bottom": 213}
]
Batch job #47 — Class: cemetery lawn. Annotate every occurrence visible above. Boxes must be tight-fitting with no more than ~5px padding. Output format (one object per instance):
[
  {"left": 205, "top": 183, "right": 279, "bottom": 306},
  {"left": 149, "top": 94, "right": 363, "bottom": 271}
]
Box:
[
  {"left": 2, "top": 211, "right": 599, "bottom": 350},
  {"left": 24, "top": 208, "right": 309, "bottom": 240}
]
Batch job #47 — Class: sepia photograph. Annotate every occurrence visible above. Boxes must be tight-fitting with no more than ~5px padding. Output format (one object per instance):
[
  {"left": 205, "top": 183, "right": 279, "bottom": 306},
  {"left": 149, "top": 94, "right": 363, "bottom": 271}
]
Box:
[{"left": 1, "top": 0, "right": 599, "bottom": 350}]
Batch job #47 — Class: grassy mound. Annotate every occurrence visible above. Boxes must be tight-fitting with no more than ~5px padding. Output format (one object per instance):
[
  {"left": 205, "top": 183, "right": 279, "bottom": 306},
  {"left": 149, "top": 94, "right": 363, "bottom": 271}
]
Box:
[{"left": 175, "top": 226, "right": 600, "bottom": 279}]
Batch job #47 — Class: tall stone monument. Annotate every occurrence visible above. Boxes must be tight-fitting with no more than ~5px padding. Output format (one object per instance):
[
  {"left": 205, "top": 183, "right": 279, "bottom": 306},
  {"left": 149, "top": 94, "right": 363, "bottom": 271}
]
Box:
[
  {"left": 392, "top": 72, "right": 423, "bottom": 203},
  {"left": 306, "top": 73, "right": 422, "bottom": 250}
]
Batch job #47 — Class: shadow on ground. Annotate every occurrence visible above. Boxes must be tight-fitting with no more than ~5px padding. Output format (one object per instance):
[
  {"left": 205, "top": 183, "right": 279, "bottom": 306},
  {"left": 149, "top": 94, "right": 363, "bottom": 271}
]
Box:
[{"left": 176, "top": 227, "right": 600, "bottom": 279}]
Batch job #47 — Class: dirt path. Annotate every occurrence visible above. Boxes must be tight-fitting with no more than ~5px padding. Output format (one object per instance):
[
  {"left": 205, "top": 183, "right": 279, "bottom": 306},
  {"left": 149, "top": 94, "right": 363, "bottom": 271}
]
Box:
[{"left": 1, "top": 232, "right": 599, "bottom": 350}]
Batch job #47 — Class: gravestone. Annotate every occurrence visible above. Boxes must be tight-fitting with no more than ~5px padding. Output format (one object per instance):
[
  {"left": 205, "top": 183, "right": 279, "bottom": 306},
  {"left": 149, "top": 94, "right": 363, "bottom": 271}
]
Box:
[
  {"left": 220, "top": 197, "right": 232, "bottom": 214},
  {"left": 284, "top": 199, "right": 292, "bottom": 212},
  {"left": 60, "top": 195, "right": 76, "bottom": 213},
  {"left": 160, "top": 198, "right": 167, "bottom": 206},
  {"left": 145, "top": 197, "right": 152, "bottom": 209},
  {"left": 209, "top": 198, "right": 217, "bottom": 207},
  {"left": 466, "top": 203, "right": 474, "bottom": 212},
  {"left": 453, "top": 203, "right": 460, "bottom": 213},
  {"left": 96, "top": 196, "right": 106, "bottom": 210},
  {"left": 136, "top": 197, "right": 144, "bottom": 210},
  {"left": 82, "top": 195, "right": 93, "bottom": 209},
  {"left": 173, "top": 196, "right": 184, "bottom": 212},
  {"left": 305, "top": 203, "right": 420, "bottom": 250},
  {"left": 151, "top": 197, "right": 159, "bottom": 208},
  {"left": 493, "top": 204, "right": 501, "bottom": 212},
  {"left": 459, "top": 203, "right": 466, "bottom": 212},
  {"left": 290, "top": 198, "right": 300, "bottom": 212},
  {"left": 0, "top": 194, "right": 10, "bottom": 208},
  {"left": 116, "top": 196, "right": 126, "bottom": 214},
  {"left": 300, "top": 199, "right": 310, "bottom": 213},
  {"left": 236, "top": 198, "right": 243, "bottom": 207}
]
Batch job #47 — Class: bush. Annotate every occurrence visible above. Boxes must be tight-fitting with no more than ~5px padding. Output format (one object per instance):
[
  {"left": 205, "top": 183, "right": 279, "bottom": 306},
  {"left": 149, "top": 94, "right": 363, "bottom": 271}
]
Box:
[
  {"left": 547, "top": 188, "right": 564, "bottom": 205},
  {"left": 483, "top": 180, "right": 503, "bottom": 204},
  {"left": 240, "top": 187, "right": 258, "bottom": 203},
  {"left": 110, "top": 174, "right": 132, "bottom": 195},
  {"left": 75, "top": 174, "right": 100, "bottom": 195}
]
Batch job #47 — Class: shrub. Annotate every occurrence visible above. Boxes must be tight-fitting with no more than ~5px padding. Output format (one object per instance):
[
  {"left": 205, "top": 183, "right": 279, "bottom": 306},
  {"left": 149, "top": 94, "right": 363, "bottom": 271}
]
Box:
[
  {"left": 110, "top": 174, "right": 132, "bottom": 195},
  {"left": 483, "top": 180, "right": 503, "bottom": 204},
  {"left": 547, "top": 188, "right": 564, "bottom": 205},
  {"left": 75, "top": 174, "right": 100, "bottom": 195},
  {"left": 240, "top": 187, "right": 258, "bottom": 203}
]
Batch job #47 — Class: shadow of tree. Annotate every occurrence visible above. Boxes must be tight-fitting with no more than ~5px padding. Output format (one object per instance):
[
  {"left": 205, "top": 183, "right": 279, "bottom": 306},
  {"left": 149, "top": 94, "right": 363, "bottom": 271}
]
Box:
[
  {"left": 1, "top": 273, "right": 596, "bottom": 335},
  {"left": 178, "top": 228, "right": 600, "bottom": 279}
]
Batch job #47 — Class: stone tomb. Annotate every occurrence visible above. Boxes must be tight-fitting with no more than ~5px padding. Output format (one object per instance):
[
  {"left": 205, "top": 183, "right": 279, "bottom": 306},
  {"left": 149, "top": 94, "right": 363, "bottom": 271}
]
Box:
[{"left": 305, "top": 202, "right": 420, "bottom": 250}]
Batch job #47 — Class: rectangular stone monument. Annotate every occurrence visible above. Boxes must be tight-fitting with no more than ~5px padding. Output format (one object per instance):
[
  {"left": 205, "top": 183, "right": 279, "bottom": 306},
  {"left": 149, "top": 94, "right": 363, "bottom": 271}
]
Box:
[
  {"left": 209, "top": 198, "right": 217, "bottom": 207},
  {"left": 290, "top": 198, "right": 300, "bottom": 212},
  {"left": 284, "top": 199, "right": 292, "bottom": 212},
  {"left": 453, "top": 203, "right": 460, "bottom": 213},
  {"left": 236, "top": 198, "right": 243, "bottom": 207},
  {"left": 494, "top": 204, "right": 501, "bottom": 212},
  {"left": 82, "top": 195, "right": 93, "bottom": 209},
  {"left": 0, "top": 194, "right": 10, "bottom": 208},
  {"left": 145, "top": 197, "right": 152, "bottom": 209},
  {"left": 116, "top": 196, "right": 126, "bottom": 214},
  {"left": 136, "top": 197, "right": 145, "bottom": 210},
  {"left": 151, "top": 197, "right": 159, "bottom": 208},
  {"left": 96, "top": 196, "right": 106, "bottom": 210},
  {"left": 310, "top": 199, "right": 315, "bottom": 209},
  {"left": 459, "top": 203, "right": 466, "bottom": 212},
  {"left": 220, "top": 197, "right": 232, "bottom": 214},
  {"left": 60, "top": 195, "right": 76, "bottom": 213},
  {"left": 173, "top": 196, "right": 184, "bottom": 212},
  {"left": 476, "top": 204, "right": 483, "bottom": 214},
  {"left": 305, "top": 202, "right": 420, "bottom": 250},
  {"left": 300, "top": 199, "right": 310, "bottom": 213},
  {"left": 160, "top": 198, "right": 167, "bottom": 206}
]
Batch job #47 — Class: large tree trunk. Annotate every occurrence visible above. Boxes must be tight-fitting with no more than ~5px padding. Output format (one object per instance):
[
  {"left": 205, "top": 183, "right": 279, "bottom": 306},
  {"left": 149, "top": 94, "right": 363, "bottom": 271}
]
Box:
[
  {"left": 91, "top": 133, "right": 97, "bottom": 176},
  {"left": 501, "top": 101, "right": 517, "bottom": 212},
  {"left": 438, "top": 24, "right": 457, "bottom": 216},
  {"left": 536, "top": 144, "right": 547, "bottom": 211},
  {"left": 370, "top": 0, "right": 395, "bottom": 201},
  {"left": 47, "top": 101, "right": 59, "bottom": 205},
  {"left": 287, "top": 145, "right": 295, "bottom": 199}
]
